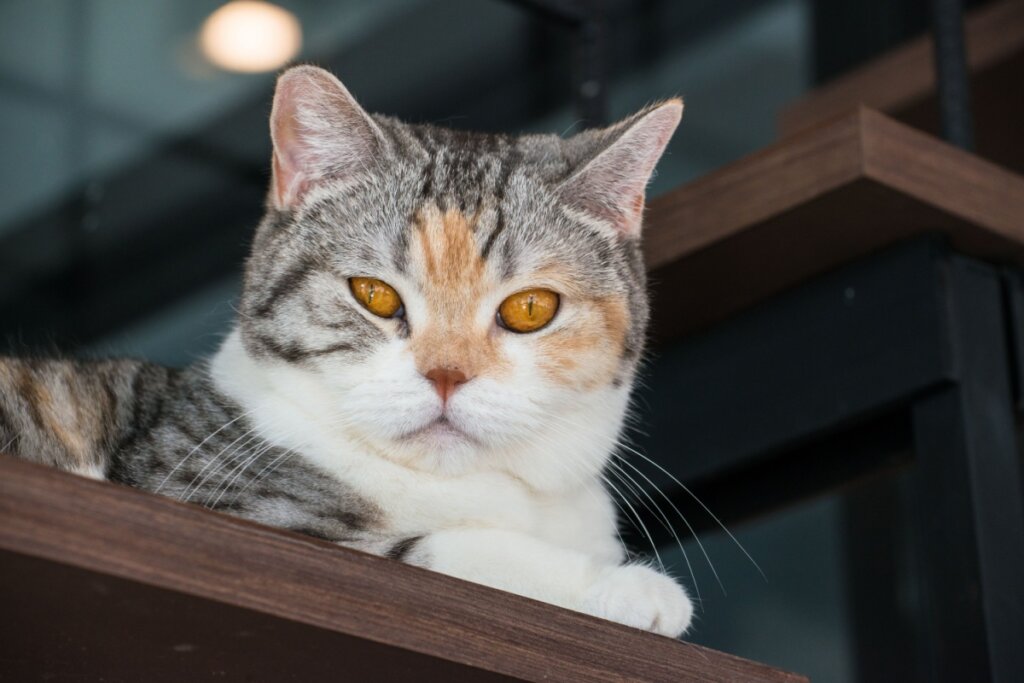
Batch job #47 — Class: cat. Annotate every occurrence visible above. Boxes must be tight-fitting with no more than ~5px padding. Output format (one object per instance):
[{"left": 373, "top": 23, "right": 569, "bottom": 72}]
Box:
[{"left": 0, "top": 65, "right": 692, "bottom": 637}]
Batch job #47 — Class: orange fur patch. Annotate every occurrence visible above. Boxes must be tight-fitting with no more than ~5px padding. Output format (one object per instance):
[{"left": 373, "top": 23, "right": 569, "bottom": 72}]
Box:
[
  {"left": 15, "top": 364, "right": 97, "bottom": 466},
  {"left": 407, "top": 203, "right": 630, "bottom": 390},
  {"left": 537, "top": 296, "right": 629, "bottom": 389},
  {"left": 410, "top": 205, "right": 508, "bottom": 378}
]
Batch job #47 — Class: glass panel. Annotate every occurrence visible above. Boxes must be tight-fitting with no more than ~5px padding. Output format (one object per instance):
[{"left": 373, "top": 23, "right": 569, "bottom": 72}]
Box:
[{"left": 659, "top": 494, "right": 856, "bottom": 683}]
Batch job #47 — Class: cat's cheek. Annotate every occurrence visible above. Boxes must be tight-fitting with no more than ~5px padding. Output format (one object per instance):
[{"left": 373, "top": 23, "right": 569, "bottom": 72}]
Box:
[
  {"left": 524, "top": 295, "right": 630, "bottom": 392},
  {"left": 490, "top": 304, "right": 613, "bottom": 389},
  {"left": 491, "top": 333, "right": 551, "bottom": 388},
  {"left": 334, "top": 339, "right": 438, "bottom": 437}
]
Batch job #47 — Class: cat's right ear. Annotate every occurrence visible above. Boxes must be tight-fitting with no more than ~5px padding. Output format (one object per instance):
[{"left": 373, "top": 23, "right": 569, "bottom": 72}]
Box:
[{"left": 270, "top": 65, "right": 383, "bottom": 210}]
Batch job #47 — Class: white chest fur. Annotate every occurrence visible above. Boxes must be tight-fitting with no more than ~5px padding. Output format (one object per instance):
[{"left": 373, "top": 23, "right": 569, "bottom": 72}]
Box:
[{"left": 210, "top": 331, "right": 623, "bottom": 564}]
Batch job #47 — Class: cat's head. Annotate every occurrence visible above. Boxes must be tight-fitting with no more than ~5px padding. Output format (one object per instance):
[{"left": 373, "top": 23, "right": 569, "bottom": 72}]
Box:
[{"left": 238, "top": 65, "right": 680, "bottom": 491}]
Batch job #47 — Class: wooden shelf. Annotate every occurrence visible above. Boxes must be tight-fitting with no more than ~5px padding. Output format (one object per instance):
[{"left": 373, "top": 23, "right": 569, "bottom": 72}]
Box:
[
  {"left": 0, "top": 456, "right": 804, "bottom": 683},
  {"left": 643, "top": 106, "right": 1024, "bottom": 341},
  {"left": 778, "top": 0, "right": 1024, "bottom": 174}
]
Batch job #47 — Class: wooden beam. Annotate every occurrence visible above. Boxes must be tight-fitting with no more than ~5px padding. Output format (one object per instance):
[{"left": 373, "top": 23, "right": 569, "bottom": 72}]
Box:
[
  {"left": 0, "top": 456, "right": 804, "bottom": 683},
  {"left": 643, "top": 107, "right": 1024, "bottom": 341},
  {"left": 779, "top": 0, "right": 1024, "bottom": 172}
]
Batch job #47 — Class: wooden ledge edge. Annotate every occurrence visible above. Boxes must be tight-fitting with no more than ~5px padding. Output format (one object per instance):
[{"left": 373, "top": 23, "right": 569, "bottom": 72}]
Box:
[
  {"left": 0, "top": 456, "right": 806, "bottom": 683},
  {"left": 644, "top": 106, "right": 1024, "bottom": 274},
  {"left": 858, "top": 108, "right": 1024, "bottom": 251},
  {"left": 644, "top": 107, "right": 868, "bottom": 272}
]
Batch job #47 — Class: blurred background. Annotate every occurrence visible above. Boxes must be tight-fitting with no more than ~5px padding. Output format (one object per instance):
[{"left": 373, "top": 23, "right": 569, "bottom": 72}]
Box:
[{"left": 0, "top": 1, "right": 1007, "bottom": 681}]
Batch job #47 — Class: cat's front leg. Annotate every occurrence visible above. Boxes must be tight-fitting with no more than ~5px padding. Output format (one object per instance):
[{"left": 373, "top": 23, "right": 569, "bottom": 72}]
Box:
[{"left": 400, "top": 528, "right": 693, "bottom": 638}]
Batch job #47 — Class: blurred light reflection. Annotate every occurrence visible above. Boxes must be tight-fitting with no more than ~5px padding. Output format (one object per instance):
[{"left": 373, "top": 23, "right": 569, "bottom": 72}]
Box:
[{"left": 200, "top": 1, "right": 302, "bottom": 73}]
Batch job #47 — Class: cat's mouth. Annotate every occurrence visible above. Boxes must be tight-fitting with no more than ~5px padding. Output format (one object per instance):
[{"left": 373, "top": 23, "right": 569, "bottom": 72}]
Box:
[{"left": 401, "top": 416, "right": 476, "bottom": 444}]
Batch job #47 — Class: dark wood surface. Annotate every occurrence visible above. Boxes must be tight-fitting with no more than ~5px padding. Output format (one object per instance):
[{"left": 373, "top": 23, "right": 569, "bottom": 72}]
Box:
[
  {"left": 777, "top": 0, "right": 1024, "bottom": 173},
  {"left": 643, "top": 106, "right": 1024, "bottom": 341},
  {"left": 0, "top": 549, "right": 518, "bottom": 683},
  {"left": 0, "top": 456, "right": 806, "bottom": 683}
]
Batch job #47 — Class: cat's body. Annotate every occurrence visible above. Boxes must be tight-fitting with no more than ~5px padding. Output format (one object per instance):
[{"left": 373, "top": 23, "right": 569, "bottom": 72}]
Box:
[
  {"left": 0, "top": 352, "right": 615, "bottom": 563},
  {"left": 0, "top": 66, "right": 692, "bottom": 636}
]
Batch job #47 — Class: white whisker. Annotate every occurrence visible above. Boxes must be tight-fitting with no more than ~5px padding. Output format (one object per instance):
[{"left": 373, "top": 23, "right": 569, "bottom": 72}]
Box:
[
  {"left": 155, "top": 411, "right": 250, "bottom": 494},
  {"left": 180, "top": 426, "right": 262, "bottom": 502},
  {"left": 206, "top": 438, "right": 278, "bottom": 509},
  {"left": 537, "top": 417, "right": 669, "bottom": 574},
  {"left": 1, "top": 435, "right": 18, "bottom": 454},
  {"left": 226, "top": 448, "right": 296, "bottom": 506},
  {"left": 616, "top": 439, "right": 766, "bottom": 582},
  {"left": 606, "top": 459, "right": 703, "bottom": 602}
]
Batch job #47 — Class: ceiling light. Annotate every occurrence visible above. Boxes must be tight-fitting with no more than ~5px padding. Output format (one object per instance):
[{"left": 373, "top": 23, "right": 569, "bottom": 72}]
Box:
[{"left": 200, "top": 1, "right": 302, "bottom": 74}]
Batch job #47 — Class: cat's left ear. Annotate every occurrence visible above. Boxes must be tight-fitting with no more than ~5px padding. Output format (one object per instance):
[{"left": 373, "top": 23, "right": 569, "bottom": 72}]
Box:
[
  {"left": 270, "top": 65, "right": 385, "bottom": 210},
  {"left": 559, "top": 99, "right": 682, "bottom": 238}
]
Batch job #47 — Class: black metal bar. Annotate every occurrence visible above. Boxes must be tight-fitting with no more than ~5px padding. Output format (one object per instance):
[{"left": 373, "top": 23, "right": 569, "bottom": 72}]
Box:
[
  {"left": 574, "top": 15, "right": 609, "bottom": 126},
  {"left": 929, "top": 0, "right": 975, "bottom": 149},
  {"left": 998, "top": 269, "right": 1024, "bottom": 410},
  {"left": 636, "top": 238, "right": 954, "bottom": 492},
  {"left": 504, "top": 0, "right": 610, "bottom": 126},
  {"left": 907, "top": 256, "right": 1024, "bottom": 681},
  {"left": 629, "top": 410, "right": 913, "bottom": 539},
  {"left": 843, "top": 476, "right": 919, "bottom": 682},
  {"left": 508, "top": 0, "right": 590, "bottom": 25},
  {"left": 634, "top": 241, "right": 1024, "bottom": 679},
  {"left": 999, "top": 269, "right": 1024, "bottom": 508}
]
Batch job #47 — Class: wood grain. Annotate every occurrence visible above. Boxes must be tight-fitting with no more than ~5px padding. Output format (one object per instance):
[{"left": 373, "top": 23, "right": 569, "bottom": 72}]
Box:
[
  {"left": 643, "top": 107, "right": 1024, "bottom": 340},
  {"left": 0, "top": 549, "right": 518, "bottom": 682},
  {"left": 778, "top": 0, "right": 1024, "bottom": 173},
  {"left": 0, "top": 456, "right": 805, "bottom": 683}
]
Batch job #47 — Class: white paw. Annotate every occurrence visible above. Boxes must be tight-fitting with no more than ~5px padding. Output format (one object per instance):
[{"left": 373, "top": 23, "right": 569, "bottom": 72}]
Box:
[{"left": 581, "top": 564, "right": 693, "bottom": 638}]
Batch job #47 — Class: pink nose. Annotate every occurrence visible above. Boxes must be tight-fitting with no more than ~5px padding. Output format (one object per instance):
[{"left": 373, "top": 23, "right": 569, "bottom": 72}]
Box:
[{"left": 424, "top": 367, "right": 469, "bottom": 404}]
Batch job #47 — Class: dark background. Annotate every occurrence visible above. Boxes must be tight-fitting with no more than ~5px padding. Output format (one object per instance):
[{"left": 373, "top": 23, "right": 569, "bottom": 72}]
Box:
[{"left": 0, "top": 1, "right": 994, "bottom": 680}]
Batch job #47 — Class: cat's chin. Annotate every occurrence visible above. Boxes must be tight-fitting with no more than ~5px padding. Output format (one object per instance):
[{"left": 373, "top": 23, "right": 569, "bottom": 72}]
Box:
[{"left": 384, "top": 434, "right": 479, "bottom": 478}]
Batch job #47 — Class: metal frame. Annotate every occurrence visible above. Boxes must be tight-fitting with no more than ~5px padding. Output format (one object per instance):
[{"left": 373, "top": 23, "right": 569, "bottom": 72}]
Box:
[
  {"left": 930, "top": 0, "right": 975, "bottom": 149},
  {"left": 505, "top": 0, "right": 610, "bottom": 126},
  {"left": 636, "top": 237, "right": 1024, "bottom": 681}
]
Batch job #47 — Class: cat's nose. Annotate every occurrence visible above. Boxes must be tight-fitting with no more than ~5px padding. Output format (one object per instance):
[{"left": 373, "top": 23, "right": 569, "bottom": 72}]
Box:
[{"left": 424, "top": 367, "right": 469, "bottom": 404}]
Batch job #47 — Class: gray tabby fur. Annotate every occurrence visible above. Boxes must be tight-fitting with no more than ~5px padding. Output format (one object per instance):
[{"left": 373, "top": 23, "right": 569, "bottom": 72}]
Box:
[{"left": 0, "top": 66, "right": 675, "bottom": 562}]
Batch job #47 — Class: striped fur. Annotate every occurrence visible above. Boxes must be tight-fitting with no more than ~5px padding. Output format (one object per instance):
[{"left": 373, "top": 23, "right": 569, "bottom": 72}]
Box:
[
  {"left": 0, "top": 66, "right": 694, "bottom": 636},
  {"left": 0, "top": 358, "right": 386, "bottom": 547}
]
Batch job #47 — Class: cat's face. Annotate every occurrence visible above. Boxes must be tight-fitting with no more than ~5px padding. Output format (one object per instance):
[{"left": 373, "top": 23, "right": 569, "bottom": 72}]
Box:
[{"left": 238, "top": 66, "right": 680, "bottom": 491}]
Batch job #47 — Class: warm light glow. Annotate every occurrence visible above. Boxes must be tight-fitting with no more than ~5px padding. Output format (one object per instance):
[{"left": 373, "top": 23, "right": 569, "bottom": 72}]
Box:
[{"left": 200, "top": 1, "right": 302, "bottom": 73}]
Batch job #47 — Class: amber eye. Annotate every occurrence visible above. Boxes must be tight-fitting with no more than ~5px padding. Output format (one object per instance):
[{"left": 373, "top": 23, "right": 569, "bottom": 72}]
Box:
[
  {"left": 350, "top": 277, "right": 403, "bottom": 318},
  {"left": 497, "top": 289, "right": 560, "bottom": 333}
]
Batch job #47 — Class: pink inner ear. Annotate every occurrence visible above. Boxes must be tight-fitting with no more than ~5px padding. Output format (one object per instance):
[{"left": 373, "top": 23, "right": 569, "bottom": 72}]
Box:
[
  {"left": 271, "top": 84, "right": 317, "bottom": 209},
  {"left": 268, "top": 66, "right": 381, "bottom": 211},
  {"left": 562, "top": 100, "right": 682, "bottom": 238},
  {"left": 629, "top": 193, "right": 646, "bottom": 225},
  {"left": 605, "top": 190, "right": 647, "bottom": 235},
  {"left": 270, "top": 74, "right": 311, "bottom": 210},
  {"left": 272, "top": 149, "right": 307, "bottom": 210}
]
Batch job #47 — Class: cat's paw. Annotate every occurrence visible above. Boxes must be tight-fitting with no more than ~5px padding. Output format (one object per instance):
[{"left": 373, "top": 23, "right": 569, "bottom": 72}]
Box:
[{"left": 581, "top": 564, "right": 693, "bottom": 638}]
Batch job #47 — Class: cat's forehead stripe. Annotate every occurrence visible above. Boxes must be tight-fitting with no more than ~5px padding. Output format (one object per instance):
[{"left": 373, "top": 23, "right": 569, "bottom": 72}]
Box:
[
  {"left": 409, "top": 204, "right": 510, "bottom": 377},
  {"left": 395, "top": 121, "right": 522, "bottom": 213},
  {"left": 413, "top": 204, "right": 484, "bottom": 293}
]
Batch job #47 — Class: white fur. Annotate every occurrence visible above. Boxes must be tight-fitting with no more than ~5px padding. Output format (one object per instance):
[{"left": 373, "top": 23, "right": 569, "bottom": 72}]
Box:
[
  {"left": 73, "top": 462, "right": 106, "bottom": 480},
  {"left": 212, "top": 326, "right": 692, "bottom": 637}
]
